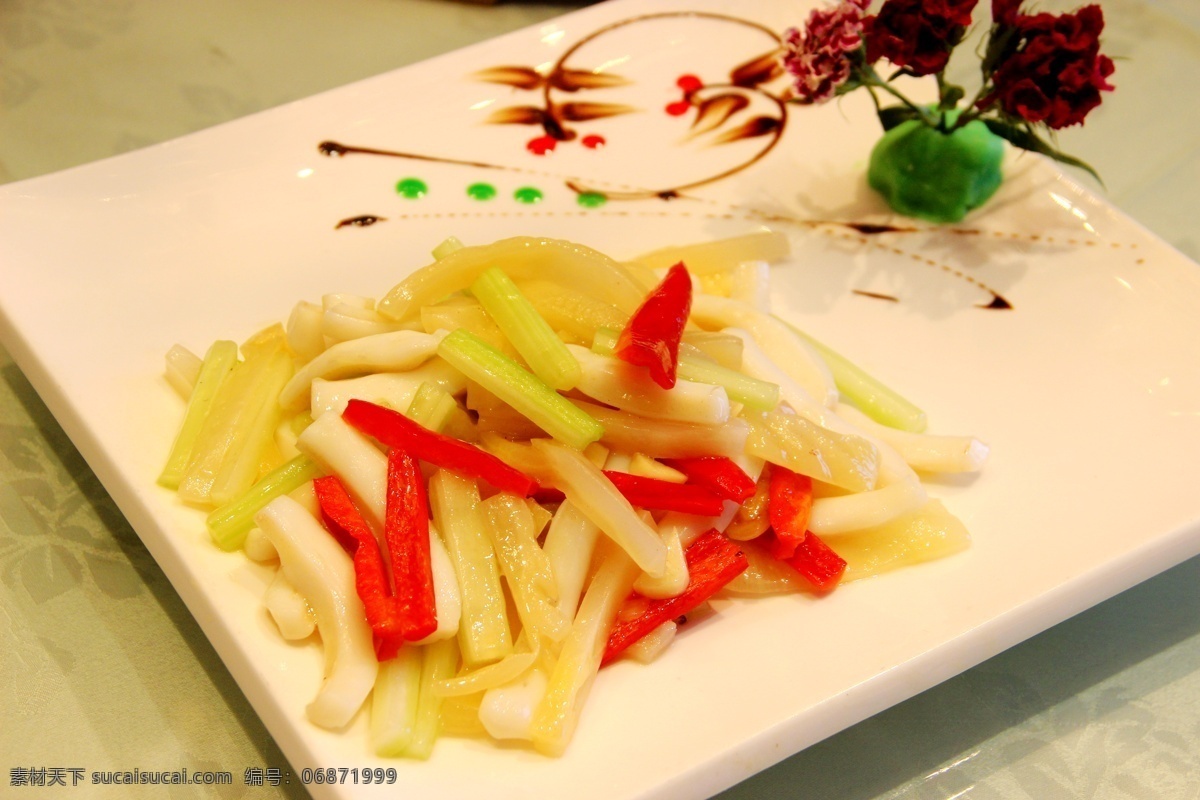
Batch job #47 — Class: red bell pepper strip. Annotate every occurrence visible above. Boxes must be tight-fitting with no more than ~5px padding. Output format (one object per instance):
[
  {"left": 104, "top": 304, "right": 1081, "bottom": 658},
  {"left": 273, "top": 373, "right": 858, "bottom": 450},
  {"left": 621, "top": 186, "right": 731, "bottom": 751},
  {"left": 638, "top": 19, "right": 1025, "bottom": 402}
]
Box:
[
  {"left": 385, "top": 447, "right": 438, "bottom": 644},
  {"left": 782, "top": 531, "right": 846, "bottom": 594},
  {"left": 614, "top": 262, "right": 692, "bottom": 390},
  {"left": 313, "top": 454, "right": 439, "bottom": 659},
  {"left": 602, "top": 529, "right": 748, "bottom": 666},
  {"left": 313, "top": 474, "right": 406, "bottom": 659},
  {"left": 532, "top": 486, "right": 567, "bottom": 505},
  {"left": 662, "top": 456, "right": 756, "bottom": 503},
  {"left": 767, "top": 465, "right": 813, "bottom": 560},
  {"left": 343, "top": 398, "right": 537, "bottom": 497},
  {"left": 603, "top": 470, "right": 726, "bottom": 516}
]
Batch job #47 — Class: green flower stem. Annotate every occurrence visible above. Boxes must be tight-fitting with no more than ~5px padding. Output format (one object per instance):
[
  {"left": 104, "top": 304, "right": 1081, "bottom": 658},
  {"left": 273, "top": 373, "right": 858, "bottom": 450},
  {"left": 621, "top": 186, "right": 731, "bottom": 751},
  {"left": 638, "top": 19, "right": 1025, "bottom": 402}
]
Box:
[
  {"left": 946, "top": 84, "right": 995, "bottom": 132},
  {"left": 858, "top": 65, "right": 939, "bottom": 128}
]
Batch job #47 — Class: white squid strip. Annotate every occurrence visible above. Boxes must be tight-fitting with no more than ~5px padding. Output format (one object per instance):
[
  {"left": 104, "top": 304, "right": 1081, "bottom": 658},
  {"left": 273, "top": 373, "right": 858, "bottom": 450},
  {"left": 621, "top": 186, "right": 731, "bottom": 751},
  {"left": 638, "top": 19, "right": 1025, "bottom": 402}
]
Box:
[
  {"left": 309, "top": 359, "right": 466, "bottom": 419},
  {"left": 255, "top": 495, "right": 377, "bottom": 730},
  {"left": 480, "top": 667, "right": 549, "bottom": 742},
  {"left": 542, "top": 500, "right": 602, "bottom": 620},
  {"left": 264, "top": 568, "right": 316, "bottom": 641},
  {"left": 809, "top": 479, "right": 928, "bottom": 536},
  {"left": 279, "top": 329, "right": 444, "bottom": 410},
  {"left": 690, "top": 294, "right": 836, "bottom": 407},
  {"left": 729, "top": 260, "right": 771, "bottom": 312},
  {"left": 286, "top": 300, "right": 326, "bottom": 365},
  {"left": 295, "top": 412, "right": 388, "bottom": 531},
  {"left": 567, "top": 345, "right": 731, "bottom": 426},
  {"left": 730, "top": 328, "right": 921, "bottom": 489},
  {"left": 837, "top": 404, "right": 989, "bottom": 474}
]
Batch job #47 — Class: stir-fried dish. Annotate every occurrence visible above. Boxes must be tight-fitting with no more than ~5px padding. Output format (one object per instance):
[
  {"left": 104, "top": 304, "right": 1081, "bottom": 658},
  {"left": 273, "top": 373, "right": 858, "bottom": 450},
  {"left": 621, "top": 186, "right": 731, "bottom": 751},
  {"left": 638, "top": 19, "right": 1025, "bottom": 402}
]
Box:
[{"left": 157, "top": 232, "right": 987, "bottom": 757}]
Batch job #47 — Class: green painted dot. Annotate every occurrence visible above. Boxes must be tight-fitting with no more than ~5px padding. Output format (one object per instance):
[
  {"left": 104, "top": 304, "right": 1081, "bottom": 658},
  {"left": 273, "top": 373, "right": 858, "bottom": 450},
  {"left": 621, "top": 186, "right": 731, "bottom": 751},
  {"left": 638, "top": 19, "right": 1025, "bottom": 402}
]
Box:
[
  {"left": 467, "top": 182, "right": 497, "bottom": 201},
  {"left": 395, "top": 177, "right": 428, "bottom": 199},
  {"left": 513, "top": 186, "right": 544, "bottom": 204},
  {"left": 576, "top": 191, "right": 607, "bottom": 208}
]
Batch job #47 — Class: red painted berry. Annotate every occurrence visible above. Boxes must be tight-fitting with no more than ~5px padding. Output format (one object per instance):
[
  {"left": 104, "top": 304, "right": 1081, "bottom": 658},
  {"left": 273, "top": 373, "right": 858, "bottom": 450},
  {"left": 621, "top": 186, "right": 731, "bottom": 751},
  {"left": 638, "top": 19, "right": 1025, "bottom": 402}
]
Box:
[
  {"left": 676, "top": 74, "right": 703, "bottom": 93},
  {"left": 665, "top": 100, "right": 691, "bottom": 117},
  {"left": 581, "top": 134, "right": 606, "bottom": 149},
  {"left": 526, "top": 135, "right": 557, "bottom": 156}
]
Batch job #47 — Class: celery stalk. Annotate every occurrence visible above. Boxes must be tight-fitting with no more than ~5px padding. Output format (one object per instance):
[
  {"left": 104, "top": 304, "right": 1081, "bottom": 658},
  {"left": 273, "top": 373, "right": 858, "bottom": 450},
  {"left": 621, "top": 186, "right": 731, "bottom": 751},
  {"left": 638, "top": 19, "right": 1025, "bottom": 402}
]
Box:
[
  {"left": 404, "top": 637, "right": 459, "bottom": 759},
  {"left": 472, "top": 267, "right": 582, "bottom": 391},
  {"left": 530, "top": 546, "right": 640, "bottom": 756},
  {"left": 676, "top": 355, "right": 779, "bottom": 411},
  {"left": 782, "top": 320, "right": 928, "bottom": 433},
  {"left": 208, "top": 347, "right": 294, "bottom": 506},
  {"left": 438, "top": 329, "right": 602, "bottom": 450},
  {"left": 428, "top": 470, "right": 512, "bottom": 667},
  {"left": 434, "top": 646, "right": 538, "bottom": 698},
  {"left": 158, "top": 340, "right": 238, "bottom": 490},
  {"left": 432, "top": 235, "right": 465, "bottom": 260},
  {"left": 178, "top": 337, "right": 292, "bottom": 506},
  {"left": 371, "top": 645, "right": 422, "bottom": 757},
  {"left": 405, "top": 382, "right": 457, "bottom": 433},
  {"left": 481, "top": 494, "right": 570, "bottom": 643},
  {"left": 205, "top": 455, "right": 323, "bottom": 551}
]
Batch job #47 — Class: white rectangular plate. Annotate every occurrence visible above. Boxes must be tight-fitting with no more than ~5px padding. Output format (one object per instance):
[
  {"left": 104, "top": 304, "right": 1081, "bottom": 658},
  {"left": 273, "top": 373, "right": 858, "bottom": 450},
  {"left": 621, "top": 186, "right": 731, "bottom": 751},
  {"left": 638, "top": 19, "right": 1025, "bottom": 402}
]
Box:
[{"left": 3, "top": 1, "right": 1200, "bottom": 798}]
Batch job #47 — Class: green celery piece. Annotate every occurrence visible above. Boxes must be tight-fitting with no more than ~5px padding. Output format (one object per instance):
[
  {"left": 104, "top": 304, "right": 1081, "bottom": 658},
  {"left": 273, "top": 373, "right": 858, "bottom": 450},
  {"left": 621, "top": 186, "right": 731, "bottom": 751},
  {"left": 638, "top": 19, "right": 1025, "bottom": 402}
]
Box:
[
  {"left": 432, "top": 235, "right": 464, "bottom": 261},
  {"left": 590, "top": 326, "right": 621, "bottom": 354},
  {"left": 158, "top": 340, "right": 239, "bottom": 490},
  {"left": 403, "top": 637, "right": 459, "bottom": 759},
  {"left": 438, "top": 329, "right": 602, "bottom": 450},
  {"left": 206, "top": 455, "right": 322, "bottom": 551},
  {"left": 471, "top": 267, "right": 582, "bottom": 391},
  {"left": 177, "top": 338, "right": 292, "bottom": 506},
  {"left": 429, "top": 469, "right": 512, "bottom": 667},
  {"left": 676, "top": 357, "right": 779, "bottom": 411},
  {"left": 405, "top": 382, "right": 457, "bottom": 433},
  {"left": 208, "top": 348, "right": 293, "bottom": 506},
  {"left": 780, "top": 319, "right": 927, "bottom": 433},
  {"left": 371, "top": 645, "right": 422, "bottom": 757},
  {"left": 591, "top": 328, "right": 779, "bottom": 411}
]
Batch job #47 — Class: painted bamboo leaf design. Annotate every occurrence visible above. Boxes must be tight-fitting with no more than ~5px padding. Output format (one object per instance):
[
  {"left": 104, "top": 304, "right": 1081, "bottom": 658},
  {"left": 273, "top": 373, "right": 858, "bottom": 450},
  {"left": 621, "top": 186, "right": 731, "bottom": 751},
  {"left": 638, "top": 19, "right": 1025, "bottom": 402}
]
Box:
[
  {"left": 556, "top": 102, "right": 638, "bottom": 122},
  {"left": 730, "top": 49, "right": 784, "bottom": 87},
  {"left": 550, "top": 69, "right": 631, "bottom": 92},
  {"left": 485, "top": 106, "right": 549, "bottom": 125},
  {"left": 711, "top": 115, "right": 781, "bottom": 144},
  {"left": 687, "top": 93, "right": 751, "bottom": 139},
  {"left": 473, "top": 66, "right": 545, "bottom": 90}
]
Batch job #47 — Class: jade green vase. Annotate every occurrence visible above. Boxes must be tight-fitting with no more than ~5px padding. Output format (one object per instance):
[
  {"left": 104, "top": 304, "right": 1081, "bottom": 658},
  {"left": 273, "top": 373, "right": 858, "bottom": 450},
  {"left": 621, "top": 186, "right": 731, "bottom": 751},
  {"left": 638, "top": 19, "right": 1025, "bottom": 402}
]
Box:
[{"left": 867, "top": 115, "right": 1004, "bottom": 224}]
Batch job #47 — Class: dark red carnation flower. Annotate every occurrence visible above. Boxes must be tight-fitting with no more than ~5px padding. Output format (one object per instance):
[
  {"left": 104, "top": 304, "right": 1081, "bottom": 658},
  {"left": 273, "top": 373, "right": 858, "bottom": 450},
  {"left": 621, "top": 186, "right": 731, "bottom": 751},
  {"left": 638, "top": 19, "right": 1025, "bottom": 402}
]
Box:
[
  {"left": 864, "top": 0, "right": 979, "bottom": 76},
  {"left": 979, "top": 4, "right": 1115, "bottom": 128},
  {"left": 992, "top": 0, "right": 1022, "bottom": 26}
]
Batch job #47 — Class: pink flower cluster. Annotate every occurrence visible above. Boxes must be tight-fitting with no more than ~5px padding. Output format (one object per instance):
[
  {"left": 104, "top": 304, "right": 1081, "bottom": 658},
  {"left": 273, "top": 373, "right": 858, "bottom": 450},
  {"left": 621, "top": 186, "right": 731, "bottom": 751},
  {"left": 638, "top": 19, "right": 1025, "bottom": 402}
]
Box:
[{"left": 782, "top": 0, "right": 870, "bottom": 104}]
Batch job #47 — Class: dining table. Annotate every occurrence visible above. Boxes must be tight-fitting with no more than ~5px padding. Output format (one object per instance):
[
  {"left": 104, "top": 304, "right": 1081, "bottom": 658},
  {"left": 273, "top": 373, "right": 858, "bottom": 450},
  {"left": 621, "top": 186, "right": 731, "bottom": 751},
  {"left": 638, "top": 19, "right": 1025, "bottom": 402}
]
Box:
[{"left": 2, "top": 0, "right": 1199, "bottom": 797}]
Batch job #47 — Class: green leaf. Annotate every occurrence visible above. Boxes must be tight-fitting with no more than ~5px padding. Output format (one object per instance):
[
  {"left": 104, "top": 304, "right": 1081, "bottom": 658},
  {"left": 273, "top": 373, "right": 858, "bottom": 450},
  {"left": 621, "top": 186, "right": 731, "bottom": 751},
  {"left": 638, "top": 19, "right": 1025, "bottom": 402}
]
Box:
[
  {"left": 983, "top": 119, "right": 1103, "bottom": 185},
  {"left": 877, "top": 105, "right": 921, "bottom": 131}
]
